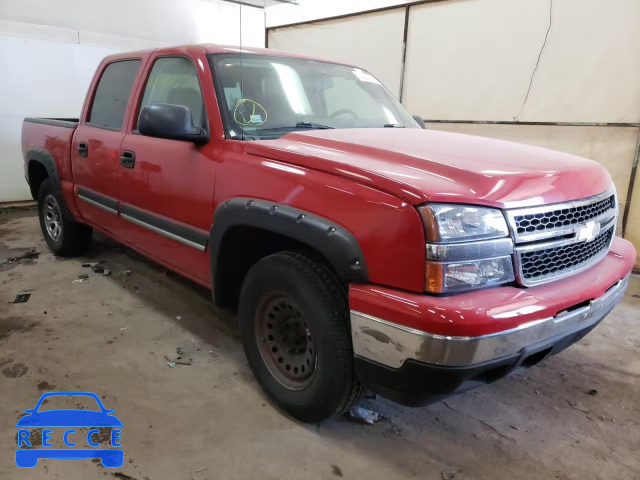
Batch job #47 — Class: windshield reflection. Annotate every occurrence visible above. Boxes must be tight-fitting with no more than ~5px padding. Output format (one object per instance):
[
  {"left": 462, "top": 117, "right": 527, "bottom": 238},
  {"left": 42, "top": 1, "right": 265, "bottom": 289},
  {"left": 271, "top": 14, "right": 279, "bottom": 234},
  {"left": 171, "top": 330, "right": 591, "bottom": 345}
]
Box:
[{"left": 210, "top": 54, "right": 419, "bottom": 140}]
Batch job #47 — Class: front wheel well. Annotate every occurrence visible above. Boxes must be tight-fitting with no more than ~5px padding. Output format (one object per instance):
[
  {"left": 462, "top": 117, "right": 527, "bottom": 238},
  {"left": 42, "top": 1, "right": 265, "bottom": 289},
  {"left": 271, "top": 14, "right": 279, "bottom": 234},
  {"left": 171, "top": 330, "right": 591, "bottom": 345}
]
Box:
[
  {"left": 27, "top": 160, "right": 49, "bottom": 200},
  {"left": 213, "top": 225, "right": 339, "bottom": 309}
]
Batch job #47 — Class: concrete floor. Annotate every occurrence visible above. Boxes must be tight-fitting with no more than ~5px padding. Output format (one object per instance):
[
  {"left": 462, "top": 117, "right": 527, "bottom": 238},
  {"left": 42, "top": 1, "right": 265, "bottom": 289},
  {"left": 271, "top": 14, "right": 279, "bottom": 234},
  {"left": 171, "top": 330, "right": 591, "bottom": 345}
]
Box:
[{"left": 1, "top": 208, "right": 639, "bottom": 480}]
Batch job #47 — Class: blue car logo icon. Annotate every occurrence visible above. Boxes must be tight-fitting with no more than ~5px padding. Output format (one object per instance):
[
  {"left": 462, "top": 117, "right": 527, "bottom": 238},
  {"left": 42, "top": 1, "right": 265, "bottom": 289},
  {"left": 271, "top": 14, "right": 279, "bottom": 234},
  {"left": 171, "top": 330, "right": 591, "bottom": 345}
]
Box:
[{"left": 15, "top": 391, "right": 123, "bottom": 468}]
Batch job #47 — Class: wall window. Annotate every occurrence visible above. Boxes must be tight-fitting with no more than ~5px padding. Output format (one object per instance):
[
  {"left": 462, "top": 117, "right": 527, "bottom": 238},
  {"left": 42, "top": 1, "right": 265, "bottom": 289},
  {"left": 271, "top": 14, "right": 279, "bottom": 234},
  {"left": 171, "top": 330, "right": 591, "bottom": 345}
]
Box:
[
  {"left": 88, "top": 60, "right": 141, "bottom": 130},
  {"left": 139, "top": 57, "right": 205, "bottom": 128}
]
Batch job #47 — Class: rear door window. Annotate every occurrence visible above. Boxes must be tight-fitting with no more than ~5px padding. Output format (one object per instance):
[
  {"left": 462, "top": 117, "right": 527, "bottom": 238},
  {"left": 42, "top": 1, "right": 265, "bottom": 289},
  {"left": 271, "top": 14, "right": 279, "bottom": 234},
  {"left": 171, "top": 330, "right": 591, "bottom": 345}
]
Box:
[{"left": 88, "top": 60, "right": 141, "bottom": 130}]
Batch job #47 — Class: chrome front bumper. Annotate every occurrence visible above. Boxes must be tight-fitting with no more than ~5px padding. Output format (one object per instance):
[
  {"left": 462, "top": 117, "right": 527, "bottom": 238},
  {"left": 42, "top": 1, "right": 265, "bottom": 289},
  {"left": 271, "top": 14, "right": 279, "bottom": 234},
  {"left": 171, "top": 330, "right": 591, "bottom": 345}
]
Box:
[{"left": 351, "top": 274, "right": 629, "bottom": 369}]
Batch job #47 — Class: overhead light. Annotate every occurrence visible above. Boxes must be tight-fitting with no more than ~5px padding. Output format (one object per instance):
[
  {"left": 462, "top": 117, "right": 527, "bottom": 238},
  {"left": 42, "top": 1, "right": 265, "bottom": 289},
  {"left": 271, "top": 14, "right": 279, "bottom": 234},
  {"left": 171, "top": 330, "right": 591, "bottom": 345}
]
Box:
[{"left": 228, "top": 0, "right": 298, "bottom": 7}]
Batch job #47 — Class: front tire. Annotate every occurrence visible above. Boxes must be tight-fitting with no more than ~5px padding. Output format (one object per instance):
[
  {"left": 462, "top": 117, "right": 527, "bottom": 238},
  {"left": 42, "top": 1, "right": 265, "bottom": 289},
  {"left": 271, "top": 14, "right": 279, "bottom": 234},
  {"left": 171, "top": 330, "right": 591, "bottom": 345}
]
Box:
[
  {"left": 239, "top": 251, "right": 363, "bottom": 422},
  {"left": 37, "top": 180, "right": 92, "bottom": 256}
]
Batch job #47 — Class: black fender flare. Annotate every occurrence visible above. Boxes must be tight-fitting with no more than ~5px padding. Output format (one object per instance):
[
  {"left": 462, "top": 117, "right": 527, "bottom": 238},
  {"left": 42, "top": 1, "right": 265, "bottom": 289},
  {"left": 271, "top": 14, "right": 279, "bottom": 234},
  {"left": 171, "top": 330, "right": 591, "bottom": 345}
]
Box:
[
  {"left": 209, "top": 198, "right": 369, "bottom": 300},
  {"left": 25, "top": 148, "right": 73, "bottom": 219}
]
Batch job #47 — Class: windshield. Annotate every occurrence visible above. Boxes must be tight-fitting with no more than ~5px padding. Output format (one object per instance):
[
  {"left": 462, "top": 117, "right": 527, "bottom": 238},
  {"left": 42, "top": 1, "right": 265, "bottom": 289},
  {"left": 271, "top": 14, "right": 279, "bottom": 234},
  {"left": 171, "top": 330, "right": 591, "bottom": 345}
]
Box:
[{"left": 209, "top": 54, "right": 419, "bottom": 140}]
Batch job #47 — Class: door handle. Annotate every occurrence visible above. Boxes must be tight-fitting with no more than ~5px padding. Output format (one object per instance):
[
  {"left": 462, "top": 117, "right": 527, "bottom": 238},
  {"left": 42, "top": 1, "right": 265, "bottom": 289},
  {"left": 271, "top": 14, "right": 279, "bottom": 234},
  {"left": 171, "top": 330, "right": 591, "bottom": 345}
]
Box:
[
  {"left": 78, "top": 142, "right": 88, "bottom": 157},
  {"left": 120, "top": 151, "right": 136, "bottom": 168}
]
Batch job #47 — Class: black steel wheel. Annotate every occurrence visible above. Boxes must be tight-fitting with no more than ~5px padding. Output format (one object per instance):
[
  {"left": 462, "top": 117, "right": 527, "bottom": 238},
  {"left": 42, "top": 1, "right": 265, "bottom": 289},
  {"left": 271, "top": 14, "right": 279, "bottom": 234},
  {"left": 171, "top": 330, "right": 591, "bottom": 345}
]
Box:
[
  {"left": 239, "top": 251, "right": 363, "bottom": 422},
  {"left": 255, "top": 292, "right": 316, "bottom": 391}
]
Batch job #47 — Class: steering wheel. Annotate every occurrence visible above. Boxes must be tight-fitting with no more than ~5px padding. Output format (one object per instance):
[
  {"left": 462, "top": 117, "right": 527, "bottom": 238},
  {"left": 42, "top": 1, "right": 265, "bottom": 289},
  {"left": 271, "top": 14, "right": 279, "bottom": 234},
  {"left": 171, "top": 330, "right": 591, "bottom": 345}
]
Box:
[{"left": 329, "top": 109, "right": 359, "bottom": 120}]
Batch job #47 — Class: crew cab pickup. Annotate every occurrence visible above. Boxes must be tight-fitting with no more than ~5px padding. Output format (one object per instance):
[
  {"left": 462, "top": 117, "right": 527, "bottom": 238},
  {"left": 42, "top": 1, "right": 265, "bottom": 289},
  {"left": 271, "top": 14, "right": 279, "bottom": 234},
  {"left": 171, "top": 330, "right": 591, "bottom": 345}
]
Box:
[{"left": 22, "top": 44, "right": 636, "bottom": 422}]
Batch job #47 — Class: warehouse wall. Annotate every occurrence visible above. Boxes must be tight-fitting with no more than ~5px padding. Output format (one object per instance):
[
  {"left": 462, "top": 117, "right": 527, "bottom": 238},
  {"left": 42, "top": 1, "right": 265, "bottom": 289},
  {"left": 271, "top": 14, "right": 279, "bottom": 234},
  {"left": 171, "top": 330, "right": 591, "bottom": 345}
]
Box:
[
  {"left": 403, "top": 0, "right": 640, "bottom": 123},
  {"left": 268, "top": 9, "right": 406, "bottom": 96},
  {"left": 267, "top": 0, "right": 640, "bottom": 268},
  {"left": 266, "top": 0, "right": 414, "bottom": 27},
  {"left": 0, "top": 0, "right": 265, "bottom": 202}
]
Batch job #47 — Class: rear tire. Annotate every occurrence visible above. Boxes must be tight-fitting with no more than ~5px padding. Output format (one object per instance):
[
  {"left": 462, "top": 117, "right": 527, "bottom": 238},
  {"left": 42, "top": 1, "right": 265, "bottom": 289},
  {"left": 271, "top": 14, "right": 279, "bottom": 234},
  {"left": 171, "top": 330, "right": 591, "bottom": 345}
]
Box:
[
  {"left": 37, "top": 179, "right": 92, "bottom": 256},
  {"left": 239, "top": 251, "right": 363, "bottom": 422}
]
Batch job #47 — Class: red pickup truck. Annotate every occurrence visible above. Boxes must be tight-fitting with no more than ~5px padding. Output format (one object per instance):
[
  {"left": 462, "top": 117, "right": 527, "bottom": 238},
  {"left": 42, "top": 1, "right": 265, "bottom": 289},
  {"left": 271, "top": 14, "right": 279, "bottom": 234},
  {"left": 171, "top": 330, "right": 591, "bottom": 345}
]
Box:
[{"left": 22, "top": 44, "right": 636, "bottom": 422}]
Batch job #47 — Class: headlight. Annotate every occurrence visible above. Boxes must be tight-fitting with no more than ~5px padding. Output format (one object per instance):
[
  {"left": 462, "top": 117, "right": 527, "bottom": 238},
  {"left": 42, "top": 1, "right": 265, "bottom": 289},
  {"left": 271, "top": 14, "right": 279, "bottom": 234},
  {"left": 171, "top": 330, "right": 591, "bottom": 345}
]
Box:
[
  {"left": 419, "top": 204, "right": 514, "bottom": 293},
  {"left": 425, "top": 257, "right": 514, "bottom": 293},
  {"left": 419, "top": 204, "right": 509, "bottom": 242}
]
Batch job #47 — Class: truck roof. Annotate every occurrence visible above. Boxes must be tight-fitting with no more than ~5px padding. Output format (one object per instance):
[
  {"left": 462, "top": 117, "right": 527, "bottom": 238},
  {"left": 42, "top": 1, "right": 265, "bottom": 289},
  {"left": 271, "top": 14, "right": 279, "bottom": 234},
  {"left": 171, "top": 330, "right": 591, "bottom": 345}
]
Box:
[{"left": 101, "top": 43, "right": 353, "bottom": 67}]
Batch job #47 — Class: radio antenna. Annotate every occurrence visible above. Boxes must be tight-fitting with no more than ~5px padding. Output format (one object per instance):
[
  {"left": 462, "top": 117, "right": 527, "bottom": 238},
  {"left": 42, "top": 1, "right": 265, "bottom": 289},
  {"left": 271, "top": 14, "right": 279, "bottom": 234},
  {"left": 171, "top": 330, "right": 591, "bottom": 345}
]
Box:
[{"left": 239, "top": 3, "right": 244, "bottom": 141}]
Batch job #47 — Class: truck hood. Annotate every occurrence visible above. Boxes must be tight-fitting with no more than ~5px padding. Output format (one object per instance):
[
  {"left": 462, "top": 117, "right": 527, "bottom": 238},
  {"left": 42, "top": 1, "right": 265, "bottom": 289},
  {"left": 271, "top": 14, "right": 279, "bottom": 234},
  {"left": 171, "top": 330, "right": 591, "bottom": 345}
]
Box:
[{"left": 245, "top": 128, "right": 613, "bottom": 208}]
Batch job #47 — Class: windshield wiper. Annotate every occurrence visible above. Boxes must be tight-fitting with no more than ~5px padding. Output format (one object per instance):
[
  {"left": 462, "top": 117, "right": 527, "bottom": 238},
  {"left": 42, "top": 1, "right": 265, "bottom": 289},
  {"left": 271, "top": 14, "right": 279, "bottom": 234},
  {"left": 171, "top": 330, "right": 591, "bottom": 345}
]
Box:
[
  {"left": 383, "top": 123, "right": 405, "bottom": 128},
  {"left": 257, "top": 122, "right": 334, "bottom": 132},
  {"left": 295, "top": 122, "right": 334, "bottom": 129}
]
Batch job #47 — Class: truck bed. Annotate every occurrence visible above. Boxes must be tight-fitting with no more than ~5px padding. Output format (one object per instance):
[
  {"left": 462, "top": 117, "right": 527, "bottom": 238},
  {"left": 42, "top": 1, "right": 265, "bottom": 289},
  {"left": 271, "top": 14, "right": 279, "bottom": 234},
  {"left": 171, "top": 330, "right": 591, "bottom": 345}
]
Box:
[
  {"left": 22, "top": 117, "right": 79, "bottom": 209},
  {"left": 24, "top": 117, "right": 79, "bottom": 128}
]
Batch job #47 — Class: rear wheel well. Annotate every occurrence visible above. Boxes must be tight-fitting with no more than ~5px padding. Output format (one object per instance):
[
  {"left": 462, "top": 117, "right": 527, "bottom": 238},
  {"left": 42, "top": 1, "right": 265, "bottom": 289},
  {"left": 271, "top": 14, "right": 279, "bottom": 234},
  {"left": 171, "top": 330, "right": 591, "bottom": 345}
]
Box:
[
  {"left": 213, "top": 226, "right": 341, "bottom": 309},
  {"left": 28, "top": 161, "right": 49, "bottom": 200}
]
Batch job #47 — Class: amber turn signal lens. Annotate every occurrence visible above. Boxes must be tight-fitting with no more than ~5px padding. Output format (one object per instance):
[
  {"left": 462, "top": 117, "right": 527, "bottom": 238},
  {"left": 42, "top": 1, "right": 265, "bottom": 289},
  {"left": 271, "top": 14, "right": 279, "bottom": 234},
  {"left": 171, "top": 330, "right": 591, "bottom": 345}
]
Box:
[
  {"left": 425, "top": 262, "right": 445, "bottom": 293},
  {"left": 425, "top": 257, "right": 515, "bottom": 293}
]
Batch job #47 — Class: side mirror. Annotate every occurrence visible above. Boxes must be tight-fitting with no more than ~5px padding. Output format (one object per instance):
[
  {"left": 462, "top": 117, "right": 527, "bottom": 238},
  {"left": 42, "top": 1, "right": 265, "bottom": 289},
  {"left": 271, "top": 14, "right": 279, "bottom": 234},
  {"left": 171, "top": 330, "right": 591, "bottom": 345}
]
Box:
[
  {"left": 412, "top": 115, "right": 426, "bottom": 129},
  {"left": 138, "top": 104, "right": 209, "bottom": 145}
]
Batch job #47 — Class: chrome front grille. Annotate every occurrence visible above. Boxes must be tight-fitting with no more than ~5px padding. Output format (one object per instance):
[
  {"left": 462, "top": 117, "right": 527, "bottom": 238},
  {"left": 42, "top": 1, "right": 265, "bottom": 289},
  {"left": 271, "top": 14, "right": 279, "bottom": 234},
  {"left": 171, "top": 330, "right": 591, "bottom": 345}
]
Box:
[
  {"left": 519, "top": 227, "right": 613, "bottom": 281},
  {"left": 512, "top": 194, "right": 615, "bottom": 236},
  {"left": 506, "top": 190, "right": 617, "bottom": 286}
]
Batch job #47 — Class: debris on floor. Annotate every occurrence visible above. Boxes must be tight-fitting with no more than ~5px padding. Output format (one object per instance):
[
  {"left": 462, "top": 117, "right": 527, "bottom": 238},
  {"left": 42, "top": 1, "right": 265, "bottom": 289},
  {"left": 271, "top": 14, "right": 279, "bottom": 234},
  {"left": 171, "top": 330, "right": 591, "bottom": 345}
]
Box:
[
  {"left": 331, "top": 465, "right": 343, "bottom": 477},
  {"left": 588, "top": 389, "right": 598, "bottom": 396},
  {"left": 81, "top": 261, "right": 112, "bottom": 277},
  {"left": 73, "top": 273, "right": 89, "bottom": 283},
  {"left": 441, "top": 469, "right": 459, "bottom": 480},
  {"left": 174, "top": 347, "right": 194, "bottom": 365},
  {"left": 566, "top": 399, "right": 590, "bottom": 414},
  {"left": 10, "top": 293, "right": 31, "bottom": 304},
  {"left": 119, "top": 327, "right": 129, "bottom": 331},
  {"left": 195, "top": 466, "right": 207, "bottom": 473},
  {"left": 7, "top": 250, "right": 40, "bottom": 263},
  {"left": 117, "top": 269, "right": 132, "bottom": 277},
  {"left": 383, "top": 423, "right": 402, "bottom": 437},
  {"left": 110, "top": 472, "right": 137, "bottom": 480},
  {"left": 348, "top": 406, "right": 382, "bottom": 425},
  {"left": 164, "top": 347, "right": 194, "bottom": 367},
  {"left": 82, "top": 261, "right": 103, "bottom": 268}
]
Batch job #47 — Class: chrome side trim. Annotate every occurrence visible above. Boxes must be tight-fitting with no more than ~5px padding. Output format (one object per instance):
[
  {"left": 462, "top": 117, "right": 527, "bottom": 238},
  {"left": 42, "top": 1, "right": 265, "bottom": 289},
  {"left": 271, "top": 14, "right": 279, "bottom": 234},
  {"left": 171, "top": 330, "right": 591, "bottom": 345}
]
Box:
[
  {"left": 350, "top": 274, "right": 629, "bottom": 368},
  {"left": 78, "top": 194, "right": 118, "bottom": 215},
  {"left": 426, "top": 237, "right": 514, "bottom": 261},
  {"left": 121, "top": 213, "right": 206, "bottom": 251}
]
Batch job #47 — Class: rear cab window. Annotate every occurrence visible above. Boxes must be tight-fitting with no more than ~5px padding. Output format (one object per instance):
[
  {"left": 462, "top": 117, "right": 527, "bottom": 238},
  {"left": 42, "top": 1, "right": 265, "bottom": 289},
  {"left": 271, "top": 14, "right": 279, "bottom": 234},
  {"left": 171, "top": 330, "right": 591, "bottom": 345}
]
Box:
[{"left": 88, "top": 60, "right": 142, "bottom": 130}]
